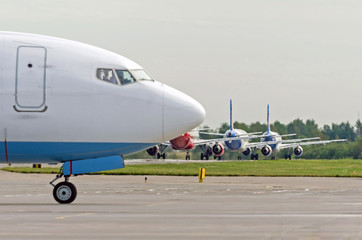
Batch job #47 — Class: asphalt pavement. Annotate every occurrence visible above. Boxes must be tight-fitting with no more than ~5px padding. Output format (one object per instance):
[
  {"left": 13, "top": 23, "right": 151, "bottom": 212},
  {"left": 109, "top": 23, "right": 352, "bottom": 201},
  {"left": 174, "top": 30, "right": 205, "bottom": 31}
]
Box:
[{"left": 0, "top": 170, "right": 362, "bottom": 239}]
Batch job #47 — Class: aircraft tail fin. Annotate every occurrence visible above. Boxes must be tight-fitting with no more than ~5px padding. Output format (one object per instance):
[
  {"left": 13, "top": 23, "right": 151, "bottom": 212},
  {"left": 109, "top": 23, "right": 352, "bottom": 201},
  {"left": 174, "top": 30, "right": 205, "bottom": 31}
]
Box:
[
  {"left": 267, "top": 104, "right": 270, "bottom": 133},
  {"left": 230, "top": 99, "right": 233, "bottom": 131}
]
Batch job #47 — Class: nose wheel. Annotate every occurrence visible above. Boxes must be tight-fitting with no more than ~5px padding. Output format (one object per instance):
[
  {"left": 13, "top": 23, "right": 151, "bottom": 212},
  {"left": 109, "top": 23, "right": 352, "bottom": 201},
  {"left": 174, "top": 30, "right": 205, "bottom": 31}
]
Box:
[
  {"left": 50, "top": 173, "right": 77, "bottom": 204},
  {"left": 53, "top": 181, "right": 77, "bottom": 204}
]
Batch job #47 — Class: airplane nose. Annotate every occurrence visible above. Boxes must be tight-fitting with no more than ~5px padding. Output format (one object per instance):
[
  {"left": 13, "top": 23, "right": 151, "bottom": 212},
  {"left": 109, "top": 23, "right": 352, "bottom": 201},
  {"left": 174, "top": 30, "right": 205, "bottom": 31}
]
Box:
[{"left": 162, "top": 84, "right": 206, "bottom": 141}]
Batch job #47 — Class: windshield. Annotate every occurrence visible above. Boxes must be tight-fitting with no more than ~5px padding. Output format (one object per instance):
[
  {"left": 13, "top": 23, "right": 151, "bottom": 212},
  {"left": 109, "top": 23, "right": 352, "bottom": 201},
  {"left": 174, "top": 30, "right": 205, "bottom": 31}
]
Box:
[
  {"left": 115, "top": 70, "right": 136, "bottom": 85},
  {"left": 131, "top": 70, "right": 153, "bottom": 81}
]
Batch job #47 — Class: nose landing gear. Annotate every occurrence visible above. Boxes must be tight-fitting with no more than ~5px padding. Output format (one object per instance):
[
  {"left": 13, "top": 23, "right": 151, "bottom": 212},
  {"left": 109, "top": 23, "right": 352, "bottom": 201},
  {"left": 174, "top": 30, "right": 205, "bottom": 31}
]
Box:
[{"left": 50, "top": 172, "right": 77, "bottom": 204}]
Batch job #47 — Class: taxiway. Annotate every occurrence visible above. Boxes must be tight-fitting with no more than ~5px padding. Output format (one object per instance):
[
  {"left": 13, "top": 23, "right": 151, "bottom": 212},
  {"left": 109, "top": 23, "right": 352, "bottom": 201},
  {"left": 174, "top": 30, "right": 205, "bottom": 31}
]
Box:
[{"left": 0, "top": 170, "right": 362, "bottom": 239}]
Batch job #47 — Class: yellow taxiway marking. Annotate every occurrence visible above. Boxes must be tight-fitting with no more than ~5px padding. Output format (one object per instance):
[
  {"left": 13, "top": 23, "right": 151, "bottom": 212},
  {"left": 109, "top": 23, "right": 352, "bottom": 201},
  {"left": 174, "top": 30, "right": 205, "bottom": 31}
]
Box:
[{"left": 55, "top": 212, "right": 94, "bottom": 220}]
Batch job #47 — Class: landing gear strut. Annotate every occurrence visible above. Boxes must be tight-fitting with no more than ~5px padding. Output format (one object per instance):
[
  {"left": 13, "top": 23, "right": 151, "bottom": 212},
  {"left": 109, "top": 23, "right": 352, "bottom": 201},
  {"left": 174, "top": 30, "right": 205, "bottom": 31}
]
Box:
[
  {"left": 200, "top": 153, "right": 209, "bottom": 160},
  {"left": 284, "top": 149, "right": 292, "bottom": 160},
  {"left": 250, "top": 148, "right": 258, "bottom": 160},
  {"left": 157, "top": 152, "right": 166, "bottom": 159},
  {"left": 50, "top": 172, "right": 77, "bottom": 204}
]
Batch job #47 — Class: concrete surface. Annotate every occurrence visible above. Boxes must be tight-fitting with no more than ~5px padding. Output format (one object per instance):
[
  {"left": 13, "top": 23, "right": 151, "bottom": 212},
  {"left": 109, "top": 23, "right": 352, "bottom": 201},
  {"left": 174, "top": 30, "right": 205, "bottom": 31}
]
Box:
[{"left": 0, "top": 170, "right": 362, "bottom": 239}]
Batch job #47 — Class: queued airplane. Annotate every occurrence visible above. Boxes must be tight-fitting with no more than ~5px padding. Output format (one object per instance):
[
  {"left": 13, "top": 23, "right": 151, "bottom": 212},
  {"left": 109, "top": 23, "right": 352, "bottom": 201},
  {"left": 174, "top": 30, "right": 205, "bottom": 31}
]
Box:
[
  {"left": 0, "top": 31, "right": 205, "bottom": 203},
  {"left": 199, "top": 99, "right": 273, "bottom": 160},
  {"left": 249, "top": 105, "right": 347, "bottom": 160},
  {"left": 147, "top": 130, "right": 213, "bottom": 160},
  {"left": 146, "top": 128, "right": 248, "bottom": 160}
]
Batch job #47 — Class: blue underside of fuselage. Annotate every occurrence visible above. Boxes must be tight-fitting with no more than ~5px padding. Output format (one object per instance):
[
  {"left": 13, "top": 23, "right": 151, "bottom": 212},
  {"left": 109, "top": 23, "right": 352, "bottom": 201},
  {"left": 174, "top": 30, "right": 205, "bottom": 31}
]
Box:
[
  {"left": 263, "top": 134, "right": 277, "bottom": 151},
  {"left": 225, "top": 140, "right": 242, "bottom": 151},
  {"left": 269, "top": 143, "right": 277, "bottom": 150},
  {"left": 224, "top": 130, "right": 242, "bottom": 151},
  {"left": 0, "top": 141, "right": 157, "bottom": 163}
]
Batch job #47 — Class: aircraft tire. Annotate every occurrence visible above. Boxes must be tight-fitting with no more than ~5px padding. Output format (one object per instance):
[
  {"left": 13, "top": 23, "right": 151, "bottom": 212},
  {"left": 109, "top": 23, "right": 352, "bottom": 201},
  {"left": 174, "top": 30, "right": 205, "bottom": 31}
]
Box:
[
  {"left": 201, "top": 153, "right": 204, "bottom": 160},
  {"left": 162, "top": 153, "right": 166, "bottom": 159},
  {"left": 53, "top": 181, "right": 77, "bottom": 204}
]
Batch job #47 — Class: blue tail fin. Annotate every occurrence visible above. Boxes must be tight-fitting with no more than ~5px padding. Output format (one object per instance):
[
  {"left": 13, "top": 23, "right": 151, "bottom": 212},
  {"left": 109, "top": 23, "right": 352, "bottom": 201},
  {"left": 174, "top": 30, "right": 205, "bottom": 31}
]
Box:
[
  {"left": 267, "top": 104, "right": 270, "bottom": 133},
  {"left": 230, "top": 99, "right": 233, "bottom": 131}
]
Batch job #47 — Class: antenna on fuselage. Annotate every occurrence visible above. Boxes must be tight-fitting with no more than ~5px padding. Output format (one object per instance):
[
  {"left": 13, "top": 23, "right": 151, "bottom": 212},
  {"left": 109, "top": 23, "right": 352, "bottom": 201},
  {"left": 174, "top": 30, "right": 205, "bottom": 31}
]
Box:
[
  {"left": 230, "top": 99, "right": 233, "bottom": 131},
  {"left": 267, "top": 104, "right": 270, "bottom": 133}
]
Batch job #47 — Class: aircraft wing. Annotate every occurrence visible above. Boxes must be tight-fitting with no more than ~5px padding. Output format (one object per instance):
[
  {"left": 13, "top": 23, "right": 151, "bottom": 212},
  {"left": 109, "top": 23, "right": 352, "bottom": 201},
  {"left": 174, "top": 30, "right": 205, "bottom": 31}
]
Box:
[
  {"left": 279, "top": 133, "right": 297, "bottom": 138},
  {"left": 160, "top": 141, "right": 171, "bottom": 146},
  {"left": 279, "top": 139, "right": 347, "bottom": 149},
  {"left": 193, "top": 136, "right": 243, "bottom": 146},
  {"left": 195, "top": 132, "right": 278, "bottom": 146},
  {"left": 245, "top": 141, "right": 270, "bottom": 149},
  {"left": 200, "top": 131, "right": 273, "bottom": 139},
  {"left": 234, "top": 130, "right": 263, "bottom": 136},
  {"left": 245, "top": 137, "right": 323, "bottom": 149},
  {"left": 199, "top": 132, "right": 225, "bottom": 137},
  {"left": 279, "top": 137, "right": 320, "bottom": 144}
]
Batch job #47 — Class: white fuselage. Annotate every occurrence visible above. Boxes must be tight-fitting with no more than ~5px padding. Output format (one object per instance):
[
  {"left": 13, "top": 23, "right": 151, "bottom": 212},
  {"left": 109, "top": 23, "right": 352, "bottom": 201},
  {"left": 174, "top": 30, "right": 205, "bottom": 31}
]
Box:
[
  {"left": 0, "top": 32, "right": 205, "bottom": 163},
  {"left": 261, "top": 131, "right": 282, "bottom": 152},
  {"left": 224, "top": 129, "right": 248, "bottom": 152}
]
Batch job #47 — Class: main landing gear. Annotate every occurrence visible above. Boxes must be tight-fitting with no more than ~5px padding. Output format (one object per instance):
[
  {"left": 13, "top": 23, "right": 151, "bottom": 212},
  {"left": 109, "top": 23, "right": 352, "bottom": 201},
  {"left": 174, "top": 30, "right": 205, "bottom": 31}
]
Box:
[
  {"left": 50, "top": 172, "right": 77, "bottom": 204},
  {"left": 157, "top": 152, "right": 166, "bottom": 159},
  {"left": 284, "top": 149, "right": 292, "bottom": 160},
  {"left": 200, "top": 152, "right": 209, "bottom": 160},
  {"left": 156, "top": 145, "right": 168, "bottom": 159},
  {"left": 250, "top": 148, "right": 258, "bottom": 160}
]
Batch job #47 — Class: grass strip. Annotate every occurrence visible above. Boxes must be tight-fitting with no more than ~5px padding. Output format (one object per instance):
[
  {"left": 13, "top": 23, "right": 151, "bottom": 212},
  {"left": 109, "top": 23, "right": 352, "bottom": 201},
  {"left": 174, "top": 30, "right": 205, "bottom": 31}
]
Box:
[{"left": 2, "top": 159, "right": 362, "bottom": 177}]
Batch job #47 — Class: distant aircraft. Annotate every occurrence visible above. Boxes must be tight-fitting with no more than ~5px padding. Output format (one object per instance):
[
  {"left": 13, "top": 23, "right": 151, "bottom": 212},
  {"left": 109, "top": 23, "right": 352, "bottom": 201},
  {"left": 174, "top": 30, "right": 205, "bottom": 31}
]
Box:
[
  {"left": 249, "top": 105, "right": 347, "bottom": 160},
  {"left": 146, "top": 128, "right": 247, "bottom": 160},
  {"left": 0, "top": 32, "right": 205, "bottom": 203},
  {"left": 200, "top": 99, "right": 271, "bottom": 160},
  {"left": 147, "top": 130, "right": 213, "bottom": 160}
]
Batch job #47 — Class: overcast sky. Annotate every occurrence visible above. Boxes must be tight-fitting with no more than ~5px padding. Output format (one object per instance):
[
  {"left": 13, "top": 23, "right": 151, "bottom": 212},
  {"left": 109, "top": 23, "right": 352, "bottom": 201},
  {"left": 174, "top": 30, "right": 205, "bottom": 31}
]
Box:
[{"left": 1, "top": 0, "right": 361, "bottom": 129}]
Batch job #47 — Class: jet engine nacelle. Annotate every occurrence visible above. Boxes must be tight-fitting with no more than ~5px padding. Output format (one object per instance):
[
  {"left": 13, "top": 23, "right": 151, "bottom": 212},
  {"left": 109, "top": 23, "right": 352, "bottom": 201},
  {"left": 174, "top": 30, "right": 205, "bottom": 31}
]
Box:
[
  {"left": 293, "top": 146, "right": 303, "bottom": 157},
  {"left": 212, "top": 143, "right": 225, "bottom": 157},
  {"left": 261, "top": 145, "right": 272, "bottom": 157},
  {"left": 170, "top": 133, "right": 192, "bottom": 150},
  {"left": 242, "top": 148, "right": 251, "bottom": 156},
  {"left": 146, "top": 145, "right": 159, "bottom": 156}
]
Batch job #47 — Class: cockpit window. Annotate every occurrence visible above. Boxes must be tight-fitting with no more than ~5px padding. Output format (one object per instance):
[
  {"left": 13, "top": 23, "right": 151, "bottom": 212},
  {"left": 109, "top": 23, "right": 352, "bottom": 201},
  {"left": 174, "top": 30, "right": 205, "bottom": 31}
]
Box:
[
  {"left": 130, "top": 70, "right": 153, "bottom": 81},
  {"left": 97, "top": 69, "right": 118, "bottom": 84},
  {"left": 115, "top": 70, "right": 136, "bottom": 85}
]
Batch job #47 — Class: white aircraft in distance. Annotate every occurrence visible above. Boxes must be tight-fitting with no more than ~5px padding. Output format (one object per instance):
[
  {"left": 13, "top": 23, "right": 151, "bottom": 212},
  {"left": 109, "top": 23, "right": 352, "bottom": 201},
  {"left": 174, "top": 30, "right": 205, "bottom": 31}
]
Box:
[
  {"left": 0, "top": 31, "right": 205, "bottom": 204},
  {"left": 199, "top": 99, "right": 274, "bottom": 160},
  {"left": 146, "top": 128, "right": 250, "bottom": 160},
  {"left": 248, "top": 104, "right": 347, "bottom": 160}
]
